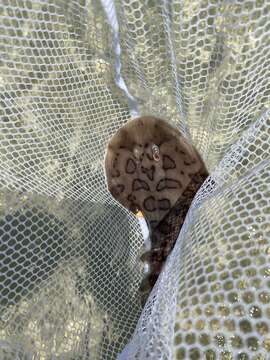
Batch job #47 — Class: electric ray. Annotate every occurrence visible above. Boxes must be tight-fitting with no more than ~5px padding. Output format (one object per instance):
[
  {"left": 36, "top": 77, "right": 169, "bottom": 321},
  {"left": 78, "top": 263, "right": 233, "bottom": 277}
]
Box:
[{"left": 104, "top": 116, "right": 208, "bottom": 305}]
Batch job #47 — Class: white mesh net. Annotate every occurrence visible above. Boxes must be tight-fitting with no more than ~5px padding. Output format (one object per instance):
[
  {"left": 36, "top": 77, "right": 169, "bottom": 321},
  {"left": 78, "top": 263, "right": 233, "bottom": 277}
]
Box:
[{"left": 0, "top": 1, "right": 269, "bottom": 359}]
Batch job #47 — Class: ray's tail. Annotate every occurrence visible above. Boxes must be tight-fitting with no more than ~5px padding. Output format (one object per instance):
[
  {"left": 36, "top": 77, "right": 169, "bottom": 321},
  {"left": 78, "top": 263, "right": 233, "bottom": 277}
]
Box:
[{"left": 139, "top": 168, "right": 209, "bottom": 306}]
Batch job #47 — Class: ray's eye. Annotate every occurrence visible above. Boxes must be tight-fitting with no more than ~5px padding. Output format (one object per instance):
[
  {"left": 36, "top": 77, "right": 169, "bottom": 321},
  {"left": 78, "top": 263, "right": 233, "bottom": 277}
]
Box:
[{"left": 152, "top": 144, "right": 160, "bottom": 162}]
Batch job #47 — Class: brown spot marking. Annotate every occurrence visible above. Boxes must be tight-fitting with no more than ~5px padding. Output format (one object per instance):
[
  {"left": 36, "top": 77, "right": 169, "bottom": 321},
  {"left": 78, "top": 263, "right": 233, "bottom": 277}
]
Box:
[
  {"left": 158, "top": 198, "right": 171, "bottom": 211},
  {"left": 112, "top": 158, "right": 117, "bottom": 168},
  {"left": 143, "top": 196, "right": 157, "bottom": 212},
  {"left": 127, "top": 194, "right": 136, "bottom": 202},
  {"left": 142, "top": 165, "right": 155, "bottom": 181},
  {"left": 132, "top": 179, "right": 150, "bottom": 191},
  {"left": 111, "top": 169, "right": 120, "bottom": 178},
  {"left": 126, "top": 158, "right": 136, "bottom": 174},
  {"left": 163, "top": 155, "right": 176, "bottom": 170},
  {"left": 181, "top": 170, "right": 185, "bottom": 175},
  {"left": 184, "top": 160, "right": 191, "bottom": 166},
  {"left": 156, "top": 178, "right": 182, "bottom": 191},
  {"left": 111, "top": 184, "right": 125, "bottom": 197}
]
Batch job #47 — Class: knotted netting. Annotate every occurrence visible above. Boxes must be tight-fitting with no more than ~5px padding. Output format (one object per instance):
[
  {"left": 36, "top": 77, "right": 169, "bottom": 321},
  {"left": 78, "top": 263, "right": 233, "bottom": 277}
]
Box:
[{"left": 0, "top": 0, "right": 269, "bottom": 359}]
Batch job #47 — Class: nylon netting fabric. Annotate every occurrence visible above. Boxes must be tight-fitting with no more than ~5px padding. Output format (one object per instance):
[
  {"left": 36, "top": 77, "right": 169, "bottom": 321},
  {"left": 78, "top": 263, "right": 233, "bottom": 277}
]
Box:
[{"left": 0, "top": 1, "right": 269, "bottom": 360}]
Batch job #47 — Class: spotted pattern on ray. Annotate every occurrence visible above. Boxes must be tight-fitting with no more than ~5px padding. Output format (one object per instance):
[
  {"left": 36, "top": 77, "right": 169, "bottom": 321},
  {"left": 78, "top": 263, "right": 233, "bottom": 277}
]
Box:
[
  {"left": 141, "top": 165, "right": 155, "bottom": 181},
  {"left": 132, "top": 179, "right": 150, "bottom": 191},
  {"left": 156, "top": 178, "right": 182, "bottom": 191},
  {"left": 162, "top": 155, "right": 176, "bottom": 170},
  {"left": 126, "top": 158, "right": 137, "bottom": 174},
  {"left": 104, "top": 116, "right": 208, "bottom": 306}
]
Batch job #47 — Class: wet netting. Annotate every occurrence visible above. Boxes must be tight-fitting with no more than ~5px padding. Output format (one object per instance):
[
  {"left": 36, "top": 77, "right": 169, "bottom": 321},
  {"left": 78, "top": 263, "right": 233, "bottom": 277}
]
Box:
[{"left": 0, "top": 0, "right": 270, "bottom": 359}]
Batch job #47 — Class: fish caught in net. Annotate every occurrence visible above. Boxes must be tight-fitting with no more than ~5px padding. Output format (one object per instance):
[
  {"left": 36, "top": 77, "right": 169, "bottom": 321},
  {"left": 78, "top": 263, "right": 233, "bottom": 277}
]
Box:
[{"left": 105, "top": 116, "right": 208, "bottom": 305}]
